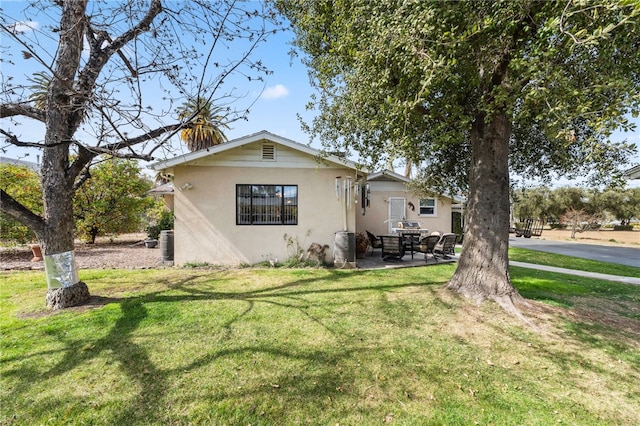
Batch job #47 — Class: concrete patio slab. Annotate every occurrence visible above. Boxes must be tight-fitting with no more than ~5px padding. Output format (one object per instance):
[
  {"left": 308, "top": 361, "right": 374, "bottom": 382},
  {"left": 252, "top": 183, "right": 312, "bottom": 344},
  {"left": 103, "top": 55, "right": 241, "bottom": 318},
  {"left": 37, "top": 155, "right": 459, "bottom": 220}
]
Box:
[{"left": 354, "top": 253, "right": 458, "bottom": 270}]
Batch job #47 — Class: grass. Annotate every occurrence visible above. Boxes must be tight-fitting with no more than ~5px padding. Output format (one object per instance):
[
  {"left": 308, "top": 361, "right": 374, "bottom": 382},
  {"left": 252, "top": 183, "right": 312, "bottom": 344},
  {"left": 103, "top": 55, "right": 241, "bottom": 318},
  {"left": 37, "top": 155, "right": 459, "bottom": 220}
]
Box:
[
  {"left": 509, "top": 247, "right": 640, "bottom": 278},
  {"left": 1, "top": 261, "right": 639, "bottom": 425}
]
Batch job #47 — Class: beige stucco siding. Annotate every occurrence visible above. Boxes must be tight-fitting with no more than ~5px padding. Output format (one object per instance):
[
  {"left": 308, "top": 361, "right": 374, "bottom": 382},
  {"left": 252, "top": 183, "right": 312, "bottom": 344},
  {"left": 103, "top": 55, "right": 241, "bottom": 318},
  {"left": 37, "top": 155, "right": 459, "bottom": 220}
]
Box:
[
  {"left": 162, "top": 194, "right": 174, "bottom": 211},
  {"left": 172, "top": 163, "right": 359, "bottom": 265},
  {"left": 357, "top": 181, "right": 452, "bottom": 236}
]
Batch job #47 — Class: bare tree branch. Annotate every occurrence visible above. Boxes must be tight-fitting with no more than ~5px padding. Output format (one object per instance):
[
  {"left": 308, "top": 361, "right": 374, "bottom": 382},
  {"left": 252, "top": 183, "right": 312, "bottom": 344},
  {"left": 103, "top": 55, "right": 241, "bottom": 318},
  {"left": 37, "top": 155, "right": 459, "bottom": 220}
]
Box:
[
  {"left": 99, "top": 123, "right": 184, "bottom": 154},
  {"left": 0, "top": 189, "right": 45, "bottom": 239},
  {"left": 0, "top": 22, "right": 56, "bottom": 76},
  {"left": 76, "top": 0, "right": 162, "bottom": 96},
  {"left": 1, "top": 0, "right": 281, "bottom": 269},
  {"left": 0, "top": 129, "right": 45, "bottom": 148},
  {"left": 72, "top": 166, "right": 91, "bottom": 192},
  {"left": 0, "top": 103, "right": 46, "bottom": 122}
]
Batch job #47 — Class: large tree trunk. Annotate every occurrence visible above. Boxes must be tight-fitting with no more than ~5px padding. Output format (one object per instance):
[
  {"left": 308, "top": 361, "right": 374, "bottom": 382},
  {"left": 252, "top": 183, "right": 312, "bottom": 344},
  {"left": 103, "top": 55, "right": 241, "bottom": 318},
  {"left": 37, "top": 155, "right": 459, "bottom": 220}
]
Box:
[
  {"left": 41, "top": 144, "right": 89, "bottom": 310},
  {"left": 448, "top": 110, "right": 524, "bottom": 310},
  {"left": 42, "top": 0, "right": 90, "bottom": 310}
]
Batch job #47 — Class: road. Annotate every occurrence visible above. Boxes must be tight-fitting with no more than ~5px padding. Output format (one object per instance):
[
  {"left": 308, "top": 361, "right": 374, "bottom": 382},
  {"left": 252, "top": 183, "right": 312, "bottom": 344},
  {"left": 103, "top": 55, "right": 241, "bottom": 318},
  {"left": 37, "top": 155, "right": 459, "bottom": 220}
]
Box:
[{"left": 509, "top": 237, "right": 640, "bottom": 268}]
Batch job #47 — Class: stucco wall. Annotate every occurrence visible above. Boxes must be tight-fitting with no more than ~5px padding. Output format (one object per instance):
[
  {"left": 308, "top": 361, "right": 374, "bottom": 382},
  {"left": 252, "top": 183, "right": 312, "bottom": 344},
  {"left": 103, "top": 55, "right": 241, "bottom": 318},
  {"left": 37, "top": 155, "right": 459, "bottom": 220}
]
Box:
[
  {"left": 172, "top": 164, "right": 359, "bottom": 266},
  {"left": 162, "top": 194, "right": 174, "bottom": 211},
  {"left": 357, "top": 181, "right": 452, "bottom": 237}
]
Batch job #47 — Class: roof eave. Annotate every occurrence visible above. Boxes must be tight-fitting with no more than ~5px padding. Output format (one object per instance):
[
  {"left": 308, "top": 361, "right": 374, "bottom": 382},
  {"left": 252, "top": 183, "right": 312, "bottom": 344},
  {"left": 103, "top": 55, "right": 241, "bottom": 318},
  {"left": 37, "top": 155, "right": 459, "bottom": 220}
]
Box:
[{"left": 149, "top": 130, "right": 367, "bottom": 172}]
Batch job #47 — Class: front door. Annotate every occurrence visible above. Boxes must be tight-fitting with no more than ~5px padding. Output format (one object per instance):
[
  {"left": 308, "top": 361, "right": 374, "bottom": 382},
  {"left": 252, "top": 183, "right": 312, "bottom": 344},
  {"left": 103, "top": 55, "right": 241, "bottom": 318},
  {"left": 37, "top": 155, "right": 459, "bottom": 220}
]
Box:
[{"left": 388, "top": 197, "right": 406, "bottom": 233}]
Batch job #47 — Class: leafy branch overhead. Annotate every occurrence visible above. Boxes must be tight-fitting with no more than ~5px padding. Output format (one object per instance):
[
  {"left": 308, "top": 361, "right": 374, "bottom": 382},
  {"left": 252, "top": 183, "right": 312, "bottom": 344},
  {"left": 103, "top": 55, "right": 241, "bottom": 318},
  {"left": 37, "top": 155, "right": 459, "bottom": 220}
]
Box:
[
  {"left": 280, "top": 0, "right": 639, "bottom": 192},
  {"left": 277, "top": 0, "right": 640, "bottom": 310}
]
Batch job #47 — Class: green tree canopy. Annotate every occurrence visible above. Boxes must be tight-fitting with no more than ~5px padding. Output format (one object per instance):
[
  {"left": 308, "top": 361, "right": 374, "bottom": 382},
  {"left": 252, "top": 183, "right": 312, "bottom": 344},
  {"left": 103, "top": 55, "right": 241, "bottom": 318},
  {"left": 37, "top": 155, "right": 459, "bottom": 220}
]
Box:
[
  {"left": 74, "top": 159, "right": 152, "bottom": 244},
  {"left": 511, "top": 185, "right": 553, "bottom": 224},
  {"left": 599, "top": 188, "right": 640, "bottom": 226},
  {"left": 281, "top": 1, "right": 638, "bottom": 189},
  {"left": 278, "top": 0, "right": 640, "bottom": 310},
  {"left": 0, "top": 164, "right": 42, "bottom": 243},
  {"left": 509, "top": 185, "right": 640, "bottom": 227}
]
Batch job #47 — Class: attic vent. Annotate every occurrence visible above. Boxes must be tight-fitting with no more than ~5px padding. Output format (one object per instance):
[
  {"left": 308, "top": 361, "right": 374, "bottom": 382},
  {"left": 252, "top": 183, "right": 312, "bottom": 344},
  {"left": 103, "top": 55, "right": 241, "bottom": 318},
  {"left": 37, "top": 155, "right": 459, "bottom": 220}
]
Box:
[{"left": 261, "top": 143, "right": 276, "bottom": 161}]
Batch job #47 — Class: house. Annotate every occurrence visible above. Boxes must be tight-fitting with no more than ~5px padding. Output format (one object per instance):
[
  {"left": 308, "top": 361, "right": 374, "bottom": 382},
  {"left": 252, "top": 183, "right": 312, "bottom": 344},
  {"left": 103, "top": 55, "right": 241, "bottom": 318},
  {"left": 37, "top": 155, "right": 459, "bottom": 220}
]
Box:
[
  {"left": 358, "top": 169, "right": 456, "bottom": 237},
  {"left": 625, "top": 164, "right": 640, "bottom": 180},
  {"left": 150, "top": 131, "right": 463, "bottom": 266},
  {"left": 150, "top": 131, "right": 365, "bottom": 266},
  {"left": 147, "top": 182, "right": 174, "bottom": 211}
]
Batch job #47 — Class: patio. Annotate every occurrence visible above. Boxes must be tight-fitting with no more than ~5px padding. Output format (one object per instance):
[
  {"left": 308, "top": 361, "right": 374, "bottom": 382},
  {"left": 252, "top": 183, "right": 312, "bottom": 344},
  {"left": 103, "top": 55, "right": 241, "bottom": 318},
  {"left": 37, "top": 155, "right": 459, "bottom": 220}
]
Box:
[{"left": 355, "top": 252, "right": 458, "bottom": 270}]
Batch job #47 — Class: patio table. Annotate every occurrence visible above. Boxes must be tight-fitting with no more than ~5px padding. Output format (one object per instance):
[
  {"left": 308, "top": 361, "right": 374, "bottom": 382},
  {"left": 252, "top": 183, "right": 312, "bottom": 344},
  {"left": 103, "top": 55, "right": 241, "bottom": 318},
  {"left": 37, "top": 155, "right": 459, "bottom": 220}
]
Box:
[{"left": 395, "top": 229, "right": 429, "bottom": 259}]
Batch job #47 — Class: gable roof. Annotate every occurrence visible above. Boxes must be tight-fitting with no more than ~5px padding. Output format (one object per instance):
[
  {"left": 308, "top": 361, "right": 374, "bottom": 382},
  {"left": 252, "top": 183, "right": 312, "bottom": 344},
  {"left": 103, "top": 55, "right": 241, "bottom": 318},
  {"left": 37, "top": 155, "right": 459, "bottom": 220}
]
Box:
[
  {"left": 367, "top": 168, "right": 466, "bottom": 203},
  {"left": 147, "top": 182, "right": 174, "bottom": 194},
  {"left": 366, "top": 169, "right": 411, "bottom": 183},
  {"left": 150, "top": 130, "right": 363, "bottom": 172}
]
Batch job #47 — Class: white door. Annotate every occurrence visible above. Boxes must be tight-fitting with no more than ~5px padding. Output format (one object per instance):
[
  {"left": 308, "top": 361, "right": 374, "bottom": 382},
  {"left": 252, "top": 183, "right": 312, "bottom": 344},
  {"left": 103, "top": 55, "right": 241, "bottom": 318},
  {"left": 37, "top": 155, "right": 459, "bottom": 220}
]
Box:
[{"left": 388, "top": 197, "right": 406, "bottom": 233}]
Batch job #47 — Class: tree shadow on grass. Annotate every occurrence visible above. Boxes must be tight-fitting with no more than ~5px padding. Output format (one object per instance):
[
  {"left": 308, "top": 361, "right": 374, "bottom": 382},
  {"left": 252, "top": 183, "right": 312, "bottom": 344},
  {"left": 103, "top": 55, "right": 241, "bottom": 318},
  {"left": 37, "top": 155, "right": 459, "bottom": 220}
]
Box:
[
  {"left": 480, "top": 268, "right": 640, "bottom": 400},
  {"left": 5, "top": 269, "right": 450, "bottom": 424},
  {"left": 9, "top": 263, "right": 638, "bottom": 424}
]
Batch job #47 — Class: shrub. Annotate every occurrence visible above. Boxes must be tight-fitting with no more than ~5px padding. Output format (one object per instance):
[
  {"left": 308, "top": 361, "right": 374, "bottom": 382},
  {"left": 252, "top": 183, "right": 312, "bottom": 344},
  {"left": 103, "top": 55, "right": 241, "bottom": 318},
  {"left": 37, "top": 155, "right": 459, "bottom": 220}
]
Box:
[{"left": 146, "top": 210, "right": 174, "bottom": 239}]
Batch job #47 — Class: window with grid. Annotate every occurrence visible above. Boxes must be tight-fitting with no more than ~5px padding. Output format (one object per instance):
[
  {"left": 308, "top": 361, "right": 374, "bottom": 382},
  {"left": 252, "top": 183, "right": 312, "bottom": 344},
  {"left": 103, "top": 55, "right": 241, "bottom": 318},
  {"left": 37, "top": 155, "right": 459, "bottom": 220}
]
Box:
[
  {"left": 419, "top": 198, "right": 436, "bottom": 216},
  {"left": 236, "top": 184, "right": 298, "bottom": 225}
]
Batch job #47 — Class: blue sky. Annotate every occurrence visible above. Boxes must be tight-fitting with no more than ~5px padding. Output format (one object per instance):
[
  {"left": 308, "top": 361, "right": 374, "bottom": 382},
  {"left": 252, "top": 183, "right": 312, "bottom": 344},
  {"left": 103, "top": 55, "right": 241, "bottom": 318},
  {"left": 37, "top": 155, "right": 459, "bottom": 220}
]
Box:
[
  {"left": 0, "top": 2, "right": 316, "bottom": 161},
  {"left": 224, "top": 30, "right": 314, "bottom": 144},
  {"left": 1, "top": 1, "right": 638, "bottom": 188}
]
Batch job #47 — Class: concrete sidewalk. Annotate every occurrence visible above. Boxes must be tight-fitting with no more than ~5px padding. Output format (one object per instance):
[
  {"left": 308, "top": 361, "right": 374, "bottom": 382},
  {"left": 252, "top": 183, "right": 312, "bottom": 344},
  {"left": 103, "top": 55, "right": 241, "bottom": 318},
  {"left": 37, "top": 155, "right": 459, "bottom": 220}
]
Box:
[{"left": 510, "top": 261, "right": 640, "bottom": 285}]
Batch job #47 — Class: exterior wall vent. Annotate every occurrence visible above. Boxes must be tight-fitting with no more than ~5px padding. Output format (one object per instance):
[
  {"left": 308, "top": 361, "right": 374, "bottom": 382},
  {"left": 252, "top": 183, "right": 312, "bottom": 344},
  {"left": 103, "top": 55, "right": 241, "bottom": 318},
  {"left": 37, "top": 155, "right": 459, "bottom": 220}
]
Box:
[{"left": 261, "top": 143, "right": 276, "bottom": 161}]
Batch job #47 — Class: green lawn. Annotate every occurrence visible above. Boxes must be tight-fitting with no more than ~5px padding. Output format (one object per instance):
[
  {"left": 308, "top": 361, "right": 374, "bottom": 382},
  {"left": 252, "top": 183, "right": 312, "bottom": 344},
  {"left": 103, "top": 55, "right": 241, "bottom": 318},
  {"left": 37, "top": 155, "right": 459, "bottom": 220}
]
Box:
[
  {"left": 509, "top": 247, "right": 640, "bottom": 278},
  {"left": 1, "top": 261, "right": 639, "bottom": 425}
]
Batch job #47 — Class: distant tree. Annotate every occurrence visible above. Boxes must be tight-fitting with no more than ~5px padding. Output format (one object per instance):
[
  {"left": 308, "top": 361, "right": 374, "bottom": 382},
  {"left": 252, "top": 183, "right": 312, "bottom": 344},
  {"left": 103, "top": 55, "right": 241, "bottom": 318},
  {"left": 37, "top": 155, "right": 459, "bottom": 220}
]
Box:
[
  {"left": 178, "top": 97, "right": 230, "bottom": 152},
  {"left": 548, "top": 187, "right": 589, "bottom": 223},
  {"left": 74, "top": 159, "right": 152, "bottom": 244},
  {"left": 0, "top": 164, "right": 42, "bottom": 243},
  {"left": 599, "top": 188, "right": 640, "bottom": 226},
  {"left": 279, "top": 0, "right": 640, "bottom": 313},
  {"left": 1, "top": 1, "right": 280, "bottom": 308},
  {"left": 511, "top": 186, "right": 553, "bottom": 223},
  {"left": 560, "top": 208, "right": 603, "bottom": 238}
]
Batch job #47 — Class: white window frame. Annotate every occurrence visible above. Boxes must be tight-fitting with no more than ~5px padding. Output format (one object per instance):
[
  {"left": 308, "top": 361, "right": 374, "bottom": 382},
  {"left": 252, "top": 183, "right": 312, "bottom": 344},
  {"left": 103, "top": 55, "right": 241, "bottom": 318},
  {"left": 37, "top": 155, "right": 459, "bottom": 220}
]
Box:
[{"left": 418, "top": 197, "right": 437, "bottom": 217}]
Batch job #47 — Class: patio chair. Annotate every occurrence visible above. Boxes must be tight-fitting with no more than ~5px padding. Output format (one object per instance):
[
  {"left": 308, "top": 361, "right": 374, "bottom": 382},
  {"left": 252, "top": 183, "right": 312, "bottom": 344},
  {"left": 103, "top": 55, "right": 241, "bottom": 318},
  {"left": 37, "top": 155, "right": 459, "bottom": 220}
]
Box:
[
  {"left": 434, "top": 233, "right": 457, "bottom": 259},
  {"left": 415, "top": 234, "right": 441, "bottom": 263},
  {"left": 380, "top": 235, "right": 405, "bottom": 261},
  {"left": 366, "top": 230, "right": 383, "bottom": 256}
]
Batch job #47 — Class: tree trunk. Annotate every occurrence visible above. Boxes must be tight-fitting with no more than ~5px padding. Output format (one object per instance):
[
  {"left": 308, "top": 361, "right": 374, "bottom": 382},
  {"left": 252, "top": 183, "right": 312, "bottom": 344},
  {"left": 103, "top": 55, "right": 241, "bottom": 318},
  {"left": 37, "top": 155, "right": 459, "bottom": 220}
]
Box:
[
  {"left": 41, "top": 143, "right": 89, "bottom": 309},
  {"left": 42, "top": 0, "right": 90, "bottom": 310},
  {"left": 448, "top": 110, "right": 524, "bottom": 310},
  {"left": 89, "top": 227, "right": 99, "bottom": 244}
]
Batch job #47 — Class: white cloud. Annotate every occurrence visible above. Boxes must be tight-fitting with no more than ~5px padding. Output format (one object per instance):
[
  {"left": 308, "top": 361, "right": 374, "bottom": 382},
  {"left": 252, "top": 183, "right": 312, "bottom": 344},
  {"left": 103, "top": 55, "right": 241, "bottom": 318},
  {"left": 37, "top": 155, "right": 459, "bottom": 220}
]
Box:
[
  {"left": 261, "top": 84, "right": 289, "bottom": 100},
  {"left": 8, "top": 20, "right": 39, "bottom": 34}
]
